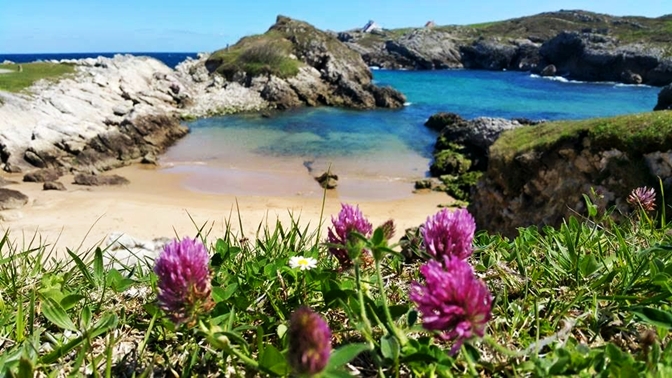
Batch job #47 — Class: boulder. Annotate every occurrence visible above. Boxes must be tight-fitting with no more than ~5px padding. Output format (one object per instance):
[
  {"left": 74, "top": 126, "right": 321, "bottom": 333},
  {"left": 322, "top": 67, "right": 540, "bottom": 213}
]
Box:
[
  {"left": 0, "top": 177, "right": 18, "bottom": 187},
  {"left": 43, "top": 181, "right": 67, "bottom": 191},
  {"left": 315, "top": 172, "right": 338, "bottom": 189},
  {"left": 427, "top": 112, "right": 532, "bottom": 171},
  {"left": 0, "top": 188, "right": 29, "bottom": 210},
  {"left": 73, "top": 174, "right": 130, "bottom": 186},
  {"left": 23, "top": 168, "right": 63, "bottom": 183},
  {"left": 620, "top": 70, "right": 643, "bottom": 84},
  {"left": 540, "top": 64, "right": 557, "bottom": 77},
  {"left": 654, "top": 84, "right": 672, "bottom": 111}
]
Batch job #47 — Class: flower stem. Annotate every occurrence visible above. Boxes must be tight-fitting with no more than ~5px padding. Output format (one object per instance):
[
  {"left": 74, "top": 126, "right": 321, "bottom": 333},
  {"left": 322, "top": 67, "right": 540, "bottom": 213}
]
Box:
[
  {"left": 225, "top": 345, "right": 260, "bottom": 371},
  {"left": 374, "top": 260, "right": 408, "bottom": 346},
  {"left": 354, "top": 262, "right": 375, "bottom": 346},
  {"left": 483, "top": 335, "right": 522, "bottom": 358},
  {"left": 461, "top": 344, "right": 478, "bottom": 376}
]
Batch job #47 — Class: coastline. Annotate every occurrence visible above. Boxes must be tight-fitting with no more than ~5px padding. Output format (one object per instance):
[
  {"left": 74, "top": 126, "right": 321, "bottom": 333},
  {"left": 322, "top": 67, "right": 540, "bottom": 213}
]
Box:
[{"left": 0, "top": 164, "right": 450, "bottom": 258}]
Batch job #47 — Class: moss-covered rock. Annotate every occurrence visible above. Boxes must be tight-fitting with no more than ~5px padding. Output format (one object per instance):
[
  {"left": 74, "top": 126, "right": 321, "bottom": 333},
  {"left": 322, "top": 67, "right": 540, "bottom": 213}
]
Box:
[{"left": 430, "top": 148, "right": 472, "bottom": 176}]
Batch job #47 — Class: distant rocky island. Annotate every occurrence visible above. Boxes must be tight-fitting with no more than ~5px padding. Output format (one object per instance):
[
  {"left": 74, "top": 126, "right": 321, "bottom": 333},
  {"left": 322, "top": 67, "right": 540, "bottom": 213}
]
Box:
[{"left": 339, "top": 9, "right": 672, "bottom": 86}]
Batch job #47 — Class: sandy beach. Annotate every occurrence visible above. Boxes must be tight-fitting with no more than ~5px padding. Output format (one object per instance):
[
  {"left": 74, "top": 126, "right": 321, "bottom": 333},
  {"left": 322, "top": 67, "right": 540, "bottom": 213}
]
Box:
[{"left": 0, "top": 164, "right": 451, "bottom": 258}]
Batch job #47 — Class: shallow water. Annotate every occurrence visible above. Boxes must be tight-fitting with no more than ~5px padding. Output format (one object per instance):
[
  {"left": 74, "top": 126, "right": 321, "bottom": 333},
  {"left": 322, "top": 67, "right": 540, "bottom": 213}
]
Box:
[{"left": 162, "top": 70, "right": 660, "bottom": 199}]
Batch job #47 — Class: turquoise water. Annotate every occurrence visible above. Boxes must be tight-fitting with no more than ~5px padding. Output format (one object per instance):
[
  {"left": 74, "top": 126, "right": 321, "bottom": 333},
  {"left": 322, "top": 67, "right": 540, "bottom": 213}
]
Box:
[{"left": 162, "top": 70, "right": 660, "bottom": 199}]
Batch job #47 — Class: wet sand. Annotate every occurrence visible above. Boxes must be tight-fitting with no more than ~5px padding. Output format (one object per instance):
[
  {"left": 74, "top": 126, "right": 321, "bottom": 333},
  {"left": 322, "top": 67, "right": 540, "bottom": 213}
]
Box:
[{"left": 0, "top": 164, "right": 452, "bottom": 257}]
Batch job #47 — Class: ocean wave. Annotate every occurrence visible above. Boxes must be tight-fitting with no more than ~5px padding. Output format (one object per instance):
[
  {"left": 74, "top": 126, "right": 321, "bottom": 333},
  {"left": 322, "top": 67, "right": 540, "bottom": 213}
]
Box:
[
  {"left": 530, "top": 74, "right": 652, "bottom": 88},
  {"left": 404, "top": 102, "right": 412, "bottom": 106}
]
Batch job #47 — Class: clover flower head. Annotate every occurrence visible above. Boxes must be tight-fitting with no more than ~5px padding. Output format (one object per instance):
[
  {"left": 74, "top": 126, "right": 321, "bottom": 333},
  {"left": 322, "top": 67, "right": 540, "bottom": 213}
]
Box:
[
  {"left": 421, "top": 208, "right": 476, "bottom": 261},
  {"left": 327, "top": 204, "right": 373, "bottom": 269},
  {"left": 410, "top": 257, "right": 492, "bottom": 355},
  {"left": 287, "top": 306, "right": 332, "bottom": 376},
  {"left": 153, "top": 237, "right": 213, "bottom": 325},
  {"left": 289, "top": 256, "right": 318, "bottom": 271},
  {"left": 627, "top": 186, "right": 656, "bottom": 211}
]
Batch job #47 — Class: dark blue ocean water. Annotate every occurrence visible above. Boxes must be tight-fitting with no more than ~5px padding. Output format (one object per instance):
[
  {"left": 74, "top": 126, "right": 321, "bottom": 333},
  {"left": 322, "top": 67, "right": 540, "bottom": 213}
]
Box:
[
  {"left": 161, "top": 69, "right": 660, "bottom": 199},
  {"left": 0, "top": 52, "right": 196, "bottom": 68}
]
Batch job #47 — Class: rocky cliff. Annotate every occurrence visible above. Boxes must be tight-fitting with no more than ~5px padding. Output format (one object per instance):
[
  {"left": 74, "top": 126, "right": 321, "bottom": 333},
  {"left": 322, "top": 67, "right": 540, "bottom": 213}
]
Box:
[
  {"left": 342, "top": 10, "right": 672, "bottom": 86},
  {"left": 204, "top": 15, "right": 406, "bottom": 110},
  {"left": 0, "top": 16, "right": 406, "bottom": 174},
  {"left": 469, "top": 112, "right": 672, "bottom": 237}
]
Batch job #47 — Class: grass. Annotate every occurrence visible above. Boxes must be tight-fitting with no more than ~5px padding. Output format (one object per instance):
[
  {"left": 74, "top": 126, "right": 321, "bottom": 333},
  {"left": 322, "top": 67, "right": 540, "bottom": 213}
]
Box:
[
  {"left": 1, "top": 189, "right": 672, "bottom": 376},
  {"left": 491, "top": 111, "right": 672, "bottom": 165},
  {"left": 0, "top": 63, "right": 75, "bottom": 92},
  {"left": 207, "top": 31, "right": 301, "bottom": 80}
]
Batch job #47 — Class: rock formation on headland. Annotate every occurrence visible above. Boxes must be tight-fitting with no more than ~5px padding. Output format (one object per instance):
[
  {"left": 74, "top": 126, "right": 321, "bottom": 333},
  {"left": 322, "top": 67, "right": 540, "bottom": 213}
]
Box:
[
  {"left": 204, "top": 16, "right": 405, "bottom": 110},
  {"left": 342, "top": 10, "right": 672, "bottom": 86},
  {"left": 0, "top": 16, "right": 405, "bottom": 174}
]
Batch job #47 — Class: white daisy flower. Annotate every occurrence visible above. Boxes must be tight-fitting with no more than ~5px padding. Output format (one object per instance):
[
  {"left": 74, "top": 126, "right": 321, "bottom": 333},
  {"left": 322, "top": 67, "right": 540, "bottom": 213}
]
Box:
[{"left": 289, "top": 256, "right": 318, "bottom": 271}]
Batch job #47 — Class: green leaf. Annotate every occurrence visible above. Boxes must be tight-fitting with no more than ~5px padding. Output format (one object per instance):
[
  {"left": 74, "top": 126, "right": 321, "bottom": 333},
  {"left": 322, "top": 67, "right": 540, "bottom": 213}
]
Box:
[
  {"left": 321, "top": 370, "right": 356, "bottom": 378},
  {"left": 380, "top": 335, "right": 400, "bottom": 361},
  {"left": 258, "top": 345, "right": 287, "bottom": 376},
  {"left": 42, "top": 297, "right": 77, "bottom": 331},
  {"left": 631, "top": 306, "right": 672, "bottom": 329},
  {"left": 93, "top": 247, "right": 104, "bottom": 285},
  {"left": 67, "top": 249, "right": 95, "bottom": 287},
  {"left": 107, "top": 269, "right": 135, "bottom": 292},
  {"left": 325, "top": 343, "right": 371, "bottom": 371},
  {"left": 277, "top": 324, "right": 287, "bottom": 339},
  {"left": 212, "top": 283, "right": 238, "bottom": 303},
  {"left": 60, "top": 294, "right": 84, "bottom": 311},
  {"left": 81, "top": 305, "right": 92, "bottom": 329},
  {"left": 17, "top": 357, "right": 34, "bottom": 378},
  {"left": 407, "top": 310, "right": 418, "bottom": 327},
  {"left": 371, "top": 227, "right": 385, "bottom": 246}
]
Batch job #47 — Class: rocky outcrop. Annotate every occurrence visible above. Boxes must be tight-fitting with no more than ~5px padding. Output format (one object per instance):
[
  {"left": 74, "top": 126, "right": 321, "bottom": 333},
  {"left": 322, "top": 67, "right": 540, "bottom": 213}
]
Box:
[
  {"left": 0, "top": 188, "right": 28, "bottom": 210},
  {"left": 424, "top": 112, "right": 539, "bottom": 201},
  {"left": 469, "top": 113, "right": 672, "bottom": 237},
  {"left": 341, "top": 10, "right": 672, "bottom": 86},
  {"left": 0, "top": 56, "right": 193, "bottom": 173},
  {"left": 538, "top": 32, "right": 672, "bottom": 85},
  {"left": 460, "top": 39, "right": 541, "bottom": 71},
  {"left": 204, "top": 16, "right": 406, "bottom": 110},
  {"left": 654, "top": 84, "right": 672, "bottom": 110},
  {"left": 428, "top": 112, "right": 538, "bottom": 173}
]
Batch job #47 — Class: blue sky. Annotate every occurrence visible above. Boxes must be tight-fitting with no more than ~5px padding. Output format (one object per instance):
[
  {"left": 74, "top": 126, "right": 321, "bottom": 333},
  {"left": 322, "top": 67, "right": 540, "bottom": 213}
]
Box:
[{"left": 1, "top": 0, "right": 669, "bottom": 53}]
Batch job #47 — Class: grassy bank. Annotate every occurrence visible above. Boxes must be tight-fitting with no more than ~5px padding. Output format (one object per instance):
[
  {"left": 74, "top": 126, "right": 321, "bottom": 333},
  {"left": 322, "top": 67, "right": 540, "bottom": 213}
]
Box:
[
  {"left": 491, "top": 111, "right": 672, "bottom": 164},
  {"left": 1, "top": 196, "right": 671, "bottom": 376},
  {"left": 0, "top": 63, "right": 75, "bottom": 93}
]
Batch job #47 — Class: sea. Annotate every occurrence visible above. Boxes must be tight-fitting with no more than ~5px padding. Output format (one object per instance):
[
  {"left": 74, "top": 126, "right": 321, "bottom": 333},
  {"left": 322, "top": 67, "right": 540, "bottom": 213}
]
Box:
[{"left": 0, "top": 53, "right": 661, "bottom": 200}]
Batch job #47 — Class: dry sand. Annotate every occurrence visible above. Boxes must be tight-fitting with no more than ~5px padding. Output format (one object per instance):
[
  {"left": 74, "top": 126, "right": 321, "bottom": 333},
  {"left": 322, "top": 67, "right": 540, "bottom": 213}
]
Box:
[{"left": 0, "top": 164, "right": 452, "bottom": 257}]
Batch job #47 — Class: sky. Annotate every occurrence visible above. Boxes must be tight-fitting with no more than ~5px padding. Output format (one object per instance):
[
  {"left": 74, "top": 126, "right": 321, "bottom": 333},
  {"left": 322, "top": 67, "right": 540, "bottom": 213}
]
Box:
[{"left": 1, "top": 0, "right": 669, "bottom": 54}]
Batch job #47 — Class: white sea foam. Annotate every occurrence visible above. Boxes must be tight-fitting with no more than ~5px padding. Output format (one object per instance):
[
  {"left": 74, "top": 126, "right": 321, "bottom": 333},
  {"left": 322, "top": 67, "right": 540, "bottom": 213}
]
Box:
[
  {"left": 530, "top": 74, "right": 652, "bottom": 88},
  {"left": 404, "top": 102, "right": 412, "bottom": 106}
]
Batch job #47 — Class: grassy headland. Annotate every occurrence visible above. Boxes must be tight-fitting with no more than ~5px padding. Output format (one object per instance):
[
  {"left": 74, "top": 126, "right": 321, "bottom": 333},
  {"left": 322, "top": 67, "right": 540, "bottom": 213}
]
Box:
[
  {"left": 353, "top": 10, "right": 672, "bottom": 53},
  {"left": 0, "top": 63, "right": 75, "bottom": 93}
]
